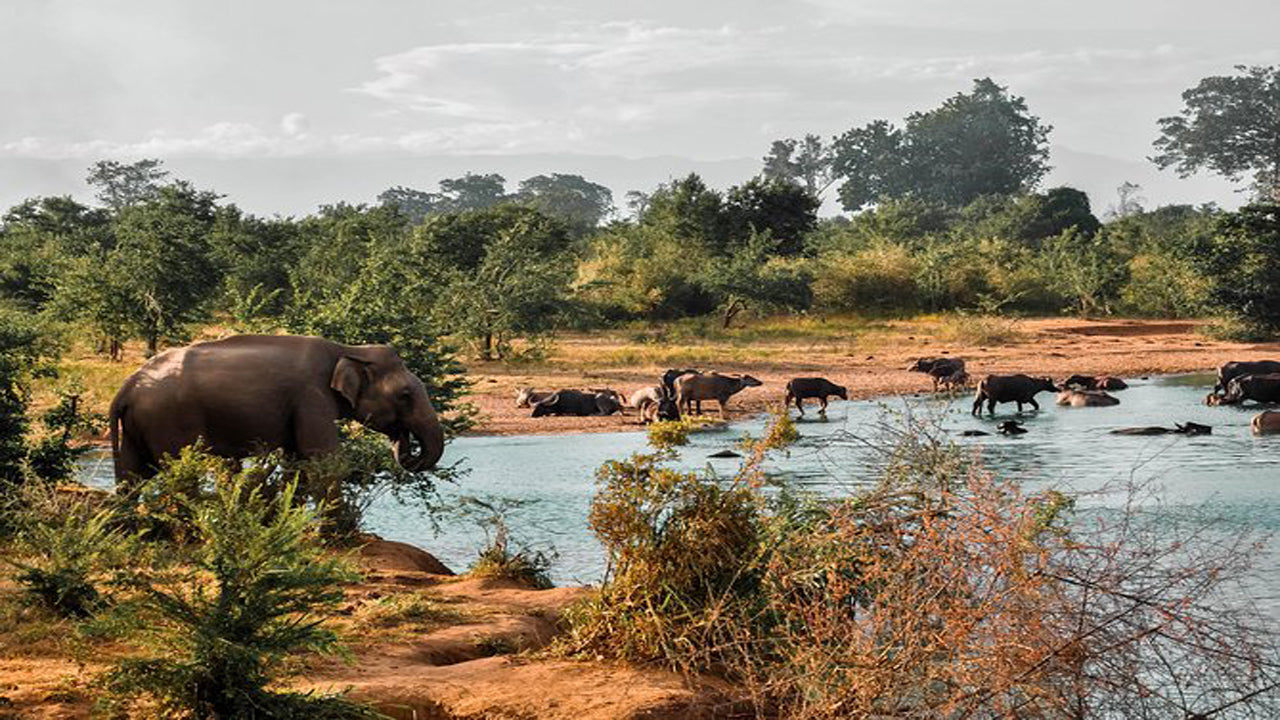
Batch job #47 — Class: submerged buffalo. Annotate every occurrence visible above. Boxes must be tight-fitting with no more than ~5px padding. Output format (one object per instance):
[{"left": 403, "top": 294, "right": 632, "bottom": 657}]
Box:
[
  {"left": 1215, "top": 360, "right": 1280, "bottom": 394},
  {"left": 1056, "top": 389, "right": 1120, "bottom": 407},
  {"left": 1063, "top": 374, "right": 1128, "bottom": 391},
  {"left": 971, "top": 374, "right": 1058, "bottom": 416},
  {"left": 784, "top": 377, "right": 847, "bottom": 416},
  {"left": 1221, "top": 373, "right": 1280, "bottom": 405},
  {"left": 531, "top": 389, "right": 622, "bottom": 417},
  {"left": 1252, "top": 411, "right": 1280, "bottom": 435},
  {"left": 1111, "top": 422, "right": 1212, "bottom": 436}
]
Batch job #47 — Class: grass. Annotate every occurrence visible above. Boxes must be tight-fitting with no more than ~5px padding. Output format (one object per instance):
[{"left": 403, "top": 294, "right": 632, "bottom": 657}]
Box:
[
  {"left": 933, "top": 312, "right": 1025, "bottom": 346},
  {"left": 352, "top": 591, "right": 466, "bottom": 637}
]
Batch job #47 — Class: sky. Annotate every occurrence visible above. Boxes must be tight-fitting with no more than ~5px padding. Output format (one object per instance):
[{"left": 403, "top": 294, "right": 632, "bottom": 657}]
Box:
[{"left": 1, "top": 0, "right": 1277, "bottom": 216}]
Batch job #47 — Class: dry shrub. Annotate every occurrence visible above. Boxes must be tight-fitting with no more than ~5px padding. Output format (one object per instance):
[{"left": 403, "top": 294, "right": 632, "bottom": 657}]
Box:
[
  {"left": 936, "top": 311, "right": 1025, "bottom": 346},
  {"left": 812, "top": 243, "right": 921, "bottom": 313},
  {"left": 557, "top": 414, "right": 1280, "bottom": 718}
]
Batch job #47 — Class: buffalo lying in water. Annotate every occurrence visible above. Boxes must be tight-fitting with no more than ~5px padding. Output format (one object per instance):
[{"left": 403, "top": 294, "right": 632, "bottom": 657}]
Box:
[
  {"left": 1056, "top": 389, "right": 1120, "bottom": 407},
  {"left": 1215, "top": 360, "right": 1280, "bottom": 394},
  {"left": 1110, "top": 422, "right": 1212, "bottom": 436}
]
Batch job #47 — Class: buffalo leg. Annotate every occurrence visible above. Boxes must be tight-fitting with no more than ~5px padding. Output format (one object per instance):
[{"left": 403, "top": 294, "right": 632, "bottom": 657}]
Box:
[
  {"left": 987, "top": 398, "right": 997, "bottom": 416},
  {"left": 717, "top": 399, "right": 727, "bottom": 420},
  {"left": 1028, "top": 398, "right": 1040, "bottom": 411}
]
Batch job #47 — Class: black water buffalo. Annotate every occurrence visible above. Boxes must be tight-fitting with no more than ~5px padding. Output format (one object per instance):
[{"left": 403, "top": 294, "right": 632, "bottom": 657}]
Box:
[
  {"left": 1215, "top": 360, "right": 1280, "bottom": 394},
  {"left": 1063, "top": 374, "right": 1128, "bottom": 391},
  {"left": 784, "top": 377, "right": 847, "bottom": 416},
  {"left": 910, "top": 357, "right": 965, "bottom": 376},
  {"left": 971, "top": 374, "right": 1058, "bottom": 416},
  {"left": 1222, "top": 373, "right": 1280, "bottom": 404},
  {"left": 531, "top": 389, "right": 622, "bottom": 417},
  {"left": 1111, "top": 422, "right": 1211, "bottom": 436}
]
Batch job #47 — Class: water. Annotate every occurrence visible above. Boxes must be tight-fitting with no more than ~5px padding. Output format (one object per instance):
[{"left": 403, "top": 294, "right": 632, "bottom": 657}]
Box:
[{"left": 77, "top": 374, "right": 1280, "bottom": 601}]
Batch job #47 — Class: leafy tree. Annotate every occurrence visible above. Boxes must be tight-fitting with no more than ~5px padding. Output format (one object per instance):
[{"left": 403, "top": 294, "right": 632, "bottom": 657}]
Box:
[
  {"left": 1153, "top": 65, "right": 1280, "bottom": 201},
  {"left": 377, "top": 185, "right": 441, "bottom": 224},
  {"left": 577, "top": 224, "right": 717, "bottom": 320},
  {"left": 833, "top": 78, "right": 1052, "bottom": 209},
  {"left": 624, "top": 190, "right": 651, "bottom": 220},
  {"left": 515, "top": 173, "right": 614, "bottom": 232},
  {"left": 210, "top": 210, "right": 303, "bottom": 322},
  {"left": 699, "top": 232, "right": 813, "bottom": 327},
  {"left": 438, "top": 172, "right": 508, "bottom": 211},
  {"left": 86, "top": 158, "right": 170, "bottom": 210},
  {"left": 109, "top": 182, "right": 223, "bottom": 354},
  {"left": 956, "top": 187, "right": 1100, "bottom": 247},
  {"left": 434, "top": 219, "right": 577, "bottom": 359},
  {"left": 722, "top": 177, "right": 820, "bottom": 256},
  {"left": 0, "top": 196, "right": 111, "bottom": 309},
  {"left": 414, "top": 204, "right": 572, "bottom": 272},
  {"left": 761, "top": 134, "right": 837, "bottom": 197},
  {"left": 1107, "top": 181, "right": 1147, "bottom": 219},
  {"left": 1190, "top": 203, "right": 1280, "bottom": 333},
  {"left": 642, "top": 174, "right": 728, "bottom": 253}
]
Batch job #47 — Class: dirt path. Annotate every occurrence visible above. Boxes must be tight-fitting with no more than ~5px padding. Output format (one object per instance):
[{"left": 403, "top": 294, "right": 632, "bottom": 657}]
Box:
[{"left": 462, "top": 317, "right": 1280, "bottom": 436}]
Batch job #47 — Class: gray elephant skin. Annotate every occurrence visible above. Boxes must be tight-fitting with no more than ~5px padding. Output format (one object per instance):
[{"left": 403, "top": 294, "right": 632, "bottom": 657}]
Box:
[{"left": 109, "top": 335, "right": 446, "bottom": 487}]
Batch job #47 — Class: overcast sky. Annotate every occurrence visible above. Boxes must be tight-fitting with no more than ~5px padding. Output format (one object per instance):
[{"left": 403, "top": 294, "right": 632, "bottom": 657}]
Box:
[{"left": 2, "top": 0, "right": 1277, "bottom": 215}]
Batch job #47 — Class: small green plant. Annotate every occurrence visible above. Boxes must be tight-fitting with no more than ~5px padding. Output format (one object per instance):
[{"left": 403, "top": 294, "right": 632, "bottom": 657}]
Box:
[
  {"left": 5, "top": 487, "right": 138, "bottom": 618},
  {"left": 100, "top": 467, "right": 378, "bottom": 719},
  {"left": 646, "top": 415, "right": 725, "bottom": 450},
  {"left": 458, "top": 496, "right": 556, "bottom": 589}
]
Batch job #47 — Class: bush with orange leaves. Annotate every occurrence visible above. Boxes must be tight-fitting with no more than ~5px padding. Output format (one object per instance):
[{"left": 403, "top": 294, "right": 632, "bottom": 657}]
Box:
[{"left": 557, "top": 413, "right": 1280, "bottom": 719}]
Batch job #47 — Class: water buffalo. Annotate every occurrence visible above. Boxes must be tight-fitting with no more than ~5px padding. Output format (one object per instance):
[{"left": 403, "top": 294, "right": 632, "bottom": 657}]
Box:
[
  {"left": 1215, "top": 360, "right": 1280, "bottom": 394},
  {"left": 628, "top": 386, "right": 664, "bottom": 411},
  {"left": 934, "top": 369, "right": 971, "bottom": 391},
  {"left": 1063, "top": 375, "right": 1128, "bottom": 391},
  {"left": 1252, "top": 411, "right": 1280, "bottom": 435},
  {"left": 675, "top": 372, "right": 763, "bottom": 419},
  {"left": 971, "top": 374, "right": 1058, "bottom": 416},
  {"left": 784, "top": 377, "right": 847, "bottom": 416},
  {"left": 1056, "top": 389, "right": 1120, "bottom": 407},
  {"left": 662, "top": 368, "right": 702, "bottom": 411},
  {"left": 997, "top": 420, "right": 1027, "bottom": 435},
  {"left": 1222, "top": 373, "right": 1280, "bottom": 404},
  {"left": 531, "top": 389, "right": 622, "bottom": 417},
  {"left": 1111, "top": 422, "right": 1212, "bottom": 436},
  {"left": 641, "top": 390, "right": 680, "bottom": 424},
  {"left": 515, "top": 388, "right": 553, "bottom": 408},
  {"left": 909, "top": 357, "right": 965, "bottom": 375}
]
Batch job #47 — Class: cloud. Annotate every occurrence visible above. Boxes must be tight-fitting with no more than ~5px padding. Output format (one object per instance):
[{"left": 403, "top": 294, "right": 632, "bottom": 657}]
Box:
[{"left": 280, "top": 112, "right": 310, "bottom": 137}]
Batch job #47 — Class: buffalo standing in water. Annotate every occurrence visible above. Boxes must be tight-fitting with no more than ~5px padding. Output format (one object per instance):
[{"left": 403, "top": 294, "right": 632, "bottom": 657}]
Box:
[
  {"left": 971, "top": 374, "right": 1058, "bottom": 416},
  {"left": 784, "top": 377, "right": 847, "bottom": 416},
  {"left": 1214, "top": 360, "right": 1280, "bottom": 395}
]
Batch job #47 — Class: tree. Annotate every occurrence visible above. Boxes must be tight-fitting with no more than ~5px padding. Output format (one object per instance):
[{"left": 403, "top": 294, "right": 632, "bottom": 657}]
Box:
[
  {"left": 955, "top": 187, "right": 1100, "bottom": 247},
  {"left": 0, "top": 196, "right": 111, "bottom": 310},
  {"left": 1107, "top": 181, "right": 1146, "bottom": 219},
  {"left": 437, "top": 173, "right": 508, "bottom": 211},
  {"left": 642, "top": 174, "right": 728, "bottom": 252},
  {"left": 833, "top": 78, "right": 1052, "bottom": 209},
  {"left": 699, "top": 231, "right": 813, "bottom": 327},
  {"left": 1190, "top": 203, "right": 1280, "bottom": 334},
  {"left": 761, "top": 134, "right": 837, "bottom": 197},
  {"left": 109, "top": 182, "right": 223, "bottom": 354},
  {"left": 86, "top": 158, "right": 170, "bottom": 210},
  {"left": 516, "top": 173, "right": 614, "bottom": 232},
  {"left": 722, "top": 177, "right": 821, "bottom": 256},
  {"left": 1153, "top": 65, "right": 1280, "bottom": 201},
  {"left": 377, "top": 185, "right": 441, "bottom": 224}
]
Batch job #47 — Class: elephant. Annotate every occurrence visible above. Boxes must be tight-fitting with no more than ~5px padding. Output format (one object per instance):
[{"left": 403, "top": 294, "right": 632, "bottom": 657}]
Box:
[
  {"left": 1056, "top": 389, "right": 1120, "bottom": 407},
  {"left": 675, "top": 372, "right": 762, "bottom": 419},
  {"left": 784, "top": 377, "right": 847, "bottom": 416},
  {"left": 971, "top": 374, "right": 1058, "bottom": 416},
  {"left": 530, "top": 389, "right": 621, "bottom": 417},
  {"left": 109, "top": 335, "right": 445, "bottom": 489}
]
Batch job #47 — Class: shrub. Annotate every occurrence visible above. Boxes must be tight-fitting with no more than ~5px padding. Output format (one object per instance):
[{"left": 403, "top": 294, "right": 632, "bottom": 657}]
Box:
[
  {"left": 1120, "top": 252, "right": 1209, "bottom": 317},
  {"left": 936, "top": 311, "right": 1025, "bottom": 346},
  {"left": 100, "top": 469, "right": 376, "bottom": 719},
  {"left": 1191, "top": 203, "right": 1280, "bottom": 334},
  {"left": 458, "top": 496, "right": 556, "bottom": 589},
  {"left": 812, "top": 243, "right": 920, "bottom": 313},
  {"left": 556, "top": 414, "right": 1280, "bottom": 718},
  {"left": 4, "top": 485, "right": 138, "bottom": 618}
]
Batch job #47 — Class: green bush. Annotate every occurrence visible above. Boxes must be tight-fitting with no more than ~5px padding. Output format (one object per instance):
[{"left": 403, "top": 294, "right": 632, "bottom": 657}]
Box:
[
  {"left": 812, "top": 243, "right": 921, "bottom": 313},
  {"left": 5, "top": 485, "right": 138, "bottom": 618},
  {"left": 100, "top": 468, "right": 376, "bottom": 719}
]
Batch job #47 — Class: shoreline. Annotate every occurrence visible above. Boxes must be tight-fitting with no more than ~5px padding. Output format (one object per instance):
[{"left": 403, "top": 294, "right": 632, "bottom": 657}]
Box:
[{"left": 457, "top": 317, "right": 1270, "bottom": 437}]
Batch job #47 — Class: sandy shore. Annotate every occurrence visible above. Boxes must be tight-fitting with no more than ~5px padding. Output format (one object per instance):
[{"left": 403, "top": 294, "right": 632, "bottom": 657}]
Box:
[{"left": 460, "top": 318, "right": 1280, "bottom": 436}]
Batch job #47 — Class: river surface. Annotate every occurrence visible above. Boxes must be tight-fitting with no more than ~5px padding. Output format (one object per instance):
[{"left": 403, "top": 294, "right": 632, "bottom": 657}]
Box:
[{"left": 77, "top": 374, "right": 1280, "bottom": 608}]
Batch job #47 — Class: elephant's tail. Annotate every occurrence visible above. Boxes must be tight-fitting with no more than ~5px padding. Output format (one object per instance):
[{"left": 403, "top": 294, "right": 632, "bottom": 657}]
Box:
[{"left": 108, "top": 387, "right": 127, "bottom": 484}]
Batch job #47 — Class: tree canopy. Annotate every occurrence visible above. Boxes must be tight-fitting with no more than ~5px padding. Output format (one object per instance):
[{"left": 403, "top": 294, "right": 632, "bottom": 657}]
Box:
[
  {"left": 1153, "top": 65, "right": 1280, "bottom": 201},
  {"left": 831, "top": 78, "right": 1052, "bottom": 210}
]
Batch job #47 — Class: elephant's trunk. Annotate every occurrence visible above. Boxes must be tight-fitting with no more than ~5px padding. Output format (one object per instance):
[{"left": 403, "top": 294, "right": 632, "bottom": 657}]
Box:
[{"left": 394, "top": 402, "right": 445, "bottom": 472}]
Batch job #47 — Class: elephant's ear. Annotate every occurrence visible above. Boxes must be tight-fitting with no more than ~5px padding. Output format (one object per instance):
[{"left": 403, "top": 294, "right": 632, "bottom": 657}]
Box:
[{"left": 331, "top": 356, "right": 371, "bottom": 408}]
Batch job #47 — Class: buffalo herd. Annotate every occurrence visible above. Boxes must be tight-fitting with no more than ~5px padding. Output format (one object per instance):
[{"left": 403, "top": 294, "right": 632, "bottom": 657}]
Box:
[{"left": 514, "top": 356, "right": 1280, "bottom": 436}]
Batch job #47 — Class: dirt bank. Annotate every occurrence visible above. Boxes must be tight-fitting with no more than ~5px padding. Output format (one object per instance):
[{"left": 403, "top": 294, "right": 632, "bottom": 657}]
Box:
[{"left": 462, "top": 317, "right": 1280, "bottom": 436}]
